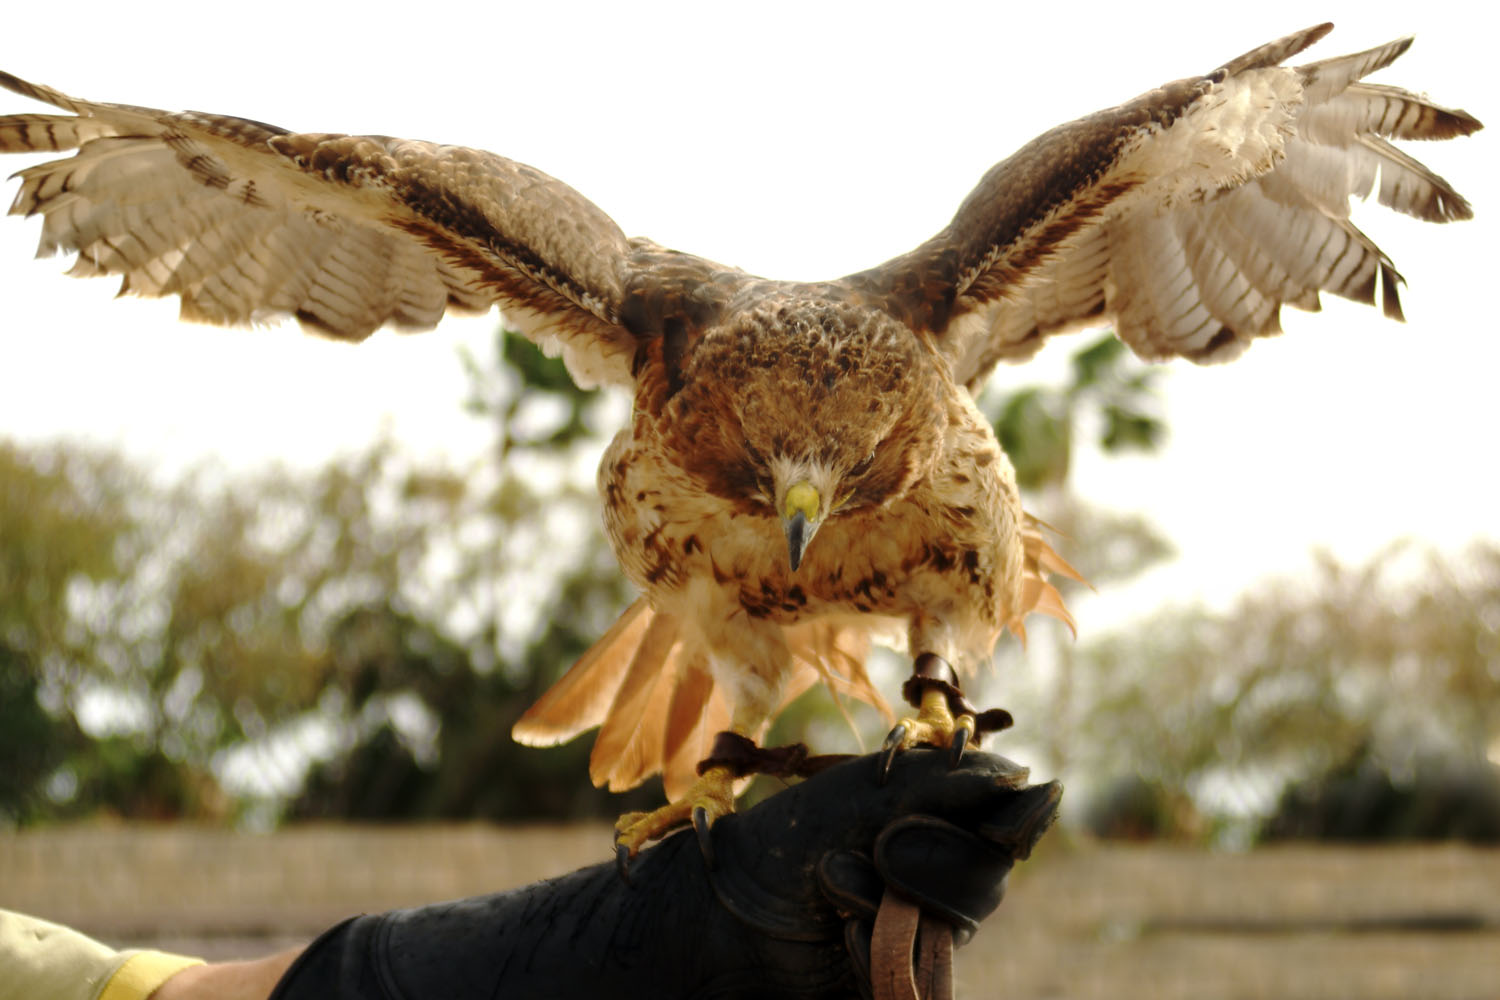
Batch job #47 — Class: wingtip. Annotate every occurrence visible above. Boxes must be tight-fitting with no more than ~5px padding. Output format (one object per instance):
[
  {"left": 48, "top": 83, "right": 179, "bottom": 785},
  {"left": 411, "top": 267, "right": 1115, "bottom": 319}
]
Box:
[
  {"left": 1451, "top": 108, "right": 1486, "bottom": 137},
  {"left": 1308, "top": 21, "right": 1336, "bottom": 43},
  {"left": 0, "top": 69, "right": 81, "bottom": 112},
  {"left": 0, "top": 69, "right": 30, "bottom": 97},
  {"left": 1217, "top": 22, "right": 1336, "bottom": 77}
]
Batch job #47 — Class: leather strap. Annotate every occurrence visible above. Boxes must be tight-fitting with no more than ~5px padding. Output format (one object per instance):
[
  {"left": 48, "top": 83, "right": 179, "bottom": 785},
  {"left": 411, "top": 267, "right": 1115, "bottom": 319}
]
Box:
[
  {"left": 696, "top": 731, "right": 853, "bottom": 779},
  {"left": 870, "top": 889, "right": 954, "bottom": 1000}
]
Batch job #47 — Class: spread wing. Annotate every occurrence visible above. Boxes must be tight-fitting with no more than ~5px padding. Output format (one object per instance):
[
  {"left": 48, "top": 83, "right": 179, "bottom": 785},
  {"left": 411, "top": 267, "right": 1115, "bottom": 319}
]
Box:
[
  {"left": 0, "top": 71, "right": 654, "bottom": 389},
  {"left": 845, "top": 24, "right": 1483, "bottom": 390}
]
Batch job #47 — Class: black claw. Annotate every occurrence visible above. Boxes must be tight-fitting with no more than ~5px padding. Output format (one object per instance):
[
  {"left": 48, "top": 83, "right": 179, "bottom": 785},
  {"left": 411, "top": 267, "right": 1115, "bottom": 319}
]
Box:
[
  {"left": 878, "top": 724, "right": 908, "bottom": 786},
  {"left": 693, "top": 806, "right": 717, "bottom": 870},
  {"left": 615, "top": 843, "right": 634, "bottom": 887},
  {"left": 949, "top": 718, "right": 974, "bottom": 768}
]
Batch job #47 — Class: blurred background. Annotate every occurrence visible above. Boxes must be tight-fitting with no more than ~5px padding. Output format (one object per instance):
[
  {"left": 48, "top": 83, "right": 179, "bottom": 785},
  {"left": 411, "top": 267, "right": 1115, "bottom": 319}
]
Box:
[
  {"left": 0, "top": 3, "right": 1496, "bottom": 998},
  {"left": 7, "top": 327, "right": 1498, "bottom": 840},
  {"left": 5, "top": 327, "right": 1498, "bottom": 998}
]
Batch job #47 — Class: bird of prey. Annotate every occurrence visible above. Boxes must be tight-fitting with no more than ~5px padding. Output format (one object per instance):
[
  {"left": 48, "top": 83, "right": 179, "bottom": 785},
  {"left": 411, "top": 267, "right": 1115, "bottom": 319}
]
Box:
[{"left": 0, "top": 24, "right": 1480, "bottom": 858}]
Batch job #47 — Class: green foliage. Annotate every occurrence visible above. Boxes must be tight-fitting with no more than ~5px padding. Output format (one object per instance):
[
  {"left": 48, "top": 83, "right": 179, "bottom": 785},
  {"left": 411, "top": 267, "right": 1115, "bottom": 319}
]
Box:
[
  {"left": 0, "top": 323, "right": 649, "bottom": 825},
  {"left": 288, "top": 591, "right": 660, "bottom": 822},
  {"left": 1262, "top": 755, "right": 1500, "bottom": 843},
  {"left": 1078, "top": 773, "right": 1206, "bottom": 842},
  {"left": 1060, "top": 543, "right": 1500, "bottom": 842},
  {"left": 993, "top": 388, "right": 1072, "bottom": 489},
  {"left": 283, "top": 327, "right": 654, "bottom": 821},
  {"left": 0, "top": 442, "right": 133, "bottom": 677},
  {"left": 0, "top": 646, "right": 79, "bottom": 823},
  {"left": 463, "top": 329, "right": 597, "bottom": 454},
  {"left": 988, "top": 333, "right": 1165, "bottom": 491}
]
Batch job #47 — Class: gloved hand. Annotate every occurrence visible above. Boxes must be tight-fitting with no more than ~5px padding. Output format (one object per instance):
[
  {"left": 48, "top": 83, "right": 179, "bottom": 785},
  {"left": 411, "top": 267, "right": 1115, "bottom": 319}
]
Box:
[{"left": 269, "top": 749, "right": 1060, "bottom": 1000}]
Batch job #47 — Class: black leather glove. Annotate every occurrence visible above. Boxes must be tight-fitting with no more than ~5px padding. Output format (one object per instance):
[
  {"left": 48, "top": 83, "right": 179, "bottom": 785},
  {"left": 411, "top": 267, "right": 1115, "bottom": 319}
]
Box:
[{"left": 269, "top": 749, "right": 1060, "bottom": 1000}]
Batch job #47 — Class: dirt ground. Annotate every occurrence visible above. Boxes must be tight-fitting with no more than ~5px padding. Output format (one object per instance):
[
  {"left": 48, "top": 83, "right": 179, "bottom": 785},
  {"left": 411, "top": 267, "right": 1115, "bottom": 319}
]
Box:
[{"left": 4, "top": 824, "right": 1496, "bottom": 999}]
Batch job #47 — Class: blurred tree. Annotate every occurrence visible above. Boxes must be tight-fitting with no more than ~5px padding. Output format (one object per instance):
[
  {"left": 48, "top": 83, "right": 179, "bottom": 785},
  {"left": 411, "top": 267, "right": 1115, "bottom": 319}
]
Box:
[
  {"left": 1065, "top": 543, "right": 1500, "bottom": 842},
  {"left": 1262, "top": 752, "right": 1500, "bottom": 843},
  {"left": 0, "top": 322, "right": 664, "bottom": 824},
  {"left": 0, "top": 441, "right": 191, "bottom": 824},
  {"left": 976, "top": 335, "right": 1174, "bottom": 775},
  {"left": 988, "top": 335, "right": 1166, "bottom": 493},
  {"left": 0, "top": 441, "right": 135, "bottom": 652},
  {"left": 0, "top": 431, "right": 641, "bottom": 823},
  {"left": 1078, "top": 772, "right": 1207, "bottom": 842},
  {"left": 0, "top": 646, "right": 84, "bottom": 823}
]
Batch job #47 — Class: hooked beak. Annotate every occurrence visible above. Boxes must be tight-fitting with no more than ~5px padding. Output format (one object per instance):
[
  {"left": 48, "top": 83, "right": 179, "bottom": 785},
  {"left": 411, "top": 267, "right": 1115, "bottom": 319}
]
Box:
[
  {"left": 781, "top": 481, "right": 822, "bottom": 572},
  {"left": 784, "top": 511, "right": 816, "bottom": 571}
]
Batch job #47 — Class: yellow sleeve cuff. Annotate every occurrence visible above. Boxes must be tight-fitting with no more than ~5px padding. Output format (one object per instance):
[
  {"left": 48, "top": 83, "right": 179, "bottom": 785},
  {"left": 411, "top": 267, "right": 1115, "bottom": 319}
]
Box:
[
  {"left": 0, "top": 909, "right": 202, "bottom": 1000},
  {"left": 98, "top": 951, "right": 205, "bottom": 1000}
]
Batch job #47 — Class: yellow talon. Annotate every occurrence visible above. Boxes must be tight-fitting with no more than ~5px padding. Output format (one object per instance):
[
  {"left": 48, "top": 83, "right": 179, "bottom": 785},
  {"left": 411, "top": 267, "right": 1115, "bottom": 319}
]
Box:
[
  {"left": 614, "top": 764, "right": 737, "bottom": 860},
  {"left": 889, "top": 686, "right": 970, "bottom": 749}
]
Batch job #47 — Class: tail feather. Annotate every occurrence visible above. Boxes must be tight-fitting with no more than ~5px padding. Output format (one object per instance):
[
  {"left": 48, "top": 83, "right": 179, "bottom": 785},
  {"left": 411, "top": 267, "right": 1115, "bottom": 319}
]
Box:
[
  {"left": 661, "top": 655, "right": 714, "bottom": 769},
  {"left": 658, "top": 655, "right": 719, "bottom": 799},
  {"left": 660, "top": 674, "right": 731, "bottom": 800},
  {"left": 588, "top": 610, "right": 682, "bottom": 792},
  {"left": 511, "top": 597, "right": 653, "bottom": 747},
  {"left": 1009, "top": 513, "right": 1089, "bottom": 644},
  {"left": 516, "top": 600, "right": 896, "bottom": 796},
  {"left": 783, "top": 619, "right": 890, "bottom": 738}
]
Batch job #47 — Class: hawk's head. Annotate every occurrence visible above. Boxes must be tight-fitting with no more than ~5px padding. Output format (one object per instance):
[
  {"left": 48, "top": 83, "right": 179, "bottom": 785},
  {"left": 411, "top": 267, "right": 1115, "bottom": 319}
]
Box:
[{"left": 667, "top": 299, "right": 946, "bottom": 571}]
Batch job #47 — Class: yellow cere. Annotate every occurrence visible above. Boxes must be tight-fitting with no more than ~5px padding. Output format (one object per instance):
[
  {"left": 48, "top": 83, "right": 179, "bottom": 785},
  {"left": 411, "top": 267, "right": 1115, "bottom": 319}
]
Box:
[{"left": 783, "top": 481, "right": 821, "bottom": 522}]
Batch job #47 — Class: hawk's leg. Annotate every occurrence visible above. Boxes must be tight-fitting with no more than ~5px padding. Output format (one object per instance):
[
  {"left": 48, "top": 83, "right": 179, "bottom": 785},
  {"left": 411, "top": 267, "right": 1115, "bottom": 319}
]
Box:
[
  {"left": 613, "top": 731, "right": 853, "bottom": 878},
  {"left": 614, "top": 619, "right": 809, "bottom": 878},
  {"left": 879, "top": 653, "right": 1013, "bottom": 782}
]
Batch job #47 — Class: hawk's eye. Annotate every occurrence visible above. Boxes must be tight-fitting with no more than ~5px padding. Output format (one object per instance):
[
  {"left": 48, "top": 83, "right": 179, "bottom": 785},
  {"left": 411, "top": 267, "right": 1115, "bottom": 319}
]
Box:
[{"left": 848, "top": 450, "right": 876, "bottom": 478}]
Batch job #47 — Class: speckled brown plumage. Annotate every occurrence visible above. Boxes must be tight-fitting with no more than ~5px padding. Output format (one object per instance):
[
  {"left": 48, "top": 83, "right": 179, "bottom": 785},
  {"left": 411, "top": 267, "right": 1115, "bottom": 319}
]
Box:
[{"left": 0, "top": 24, "right": 1481, "bottom": 805}]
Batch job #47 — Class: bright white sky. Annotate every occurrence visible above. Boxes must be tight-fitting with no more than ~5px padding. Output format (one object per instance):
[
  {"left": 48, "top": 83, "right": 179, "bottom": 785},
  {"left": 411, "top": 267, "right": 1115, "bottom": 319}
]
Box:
[{"left": 0, "top": 1, "right": 1493, "bottom": 636}]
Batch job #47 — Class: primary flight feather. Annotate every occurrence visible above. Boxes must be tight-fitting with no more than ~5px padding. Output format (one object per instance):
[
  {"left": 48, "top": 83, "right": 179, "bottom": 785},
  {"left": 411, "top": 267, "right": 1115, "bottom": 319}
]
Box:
[{"left": 0, "top": 23, "right": 1480, "bottom": 854}]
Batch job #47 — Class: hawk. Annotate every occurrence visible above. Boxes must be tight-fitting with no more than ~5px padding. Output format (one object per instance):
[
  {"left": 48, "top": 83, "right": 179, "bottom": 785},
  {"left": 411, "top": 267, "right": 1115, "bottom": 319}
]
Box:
[{"left": 0, "top": 24, "right": 1480, "bottom": 858}]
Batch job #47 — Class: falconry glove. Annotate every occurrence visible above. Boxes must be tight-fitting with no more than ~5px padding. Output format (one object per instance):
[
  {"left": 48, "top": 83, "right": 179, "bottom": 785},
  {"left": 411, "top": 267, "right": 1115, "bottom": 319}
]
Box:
[{"left": 268, "top": 749, "right": 1059, "bottom": 1000}]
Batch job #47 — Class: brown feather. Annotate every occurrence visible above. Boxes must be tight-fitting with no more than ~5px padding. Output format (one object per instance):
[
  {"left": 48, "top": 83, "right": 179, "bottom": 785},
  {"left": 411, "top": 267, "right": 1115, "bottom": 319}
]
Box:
[
  {"left": 660, "top": 677, "right": 731, "bottom": 800},
  {"left": 1010, "top": 514, "right": 1087, "bottom": 643},
  {"left": 588, "top": 611, "right": 681, "bottom": 791},
  {"left": 785, "top": 620, "right": 891, "bottom": 728},
  {"left": 511, "top": 597, "right": 653, "bottom": 747},
  {"left": 660, "top": 654, "right": 716, "bottom": 795},
  {"left": 846, "top": 25, "right": 1479, "bottom": 387},
  {"left": 520, "top": 599, "right": 894, "bottom": 795},
  {"left": 0, "top": 69, "right": 653, "bottom": 388}
]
